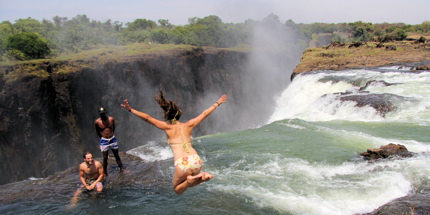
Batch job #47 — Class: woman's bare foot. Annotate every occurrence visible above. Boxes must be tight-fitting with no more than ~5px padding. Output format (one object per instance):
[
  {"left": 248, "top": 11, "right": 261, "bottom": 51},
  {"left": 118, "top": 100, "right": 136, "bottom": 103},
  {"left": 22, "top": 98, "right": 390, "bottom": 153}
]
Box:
[
  {"left": 201, "top": 172, "right": 213, "bottom": 181},
  {"left": 187, "top": 174, "right": 203, "bottom": 187},
  {"left": 186, "top": 172, "right": 213, "bottom": 187}
]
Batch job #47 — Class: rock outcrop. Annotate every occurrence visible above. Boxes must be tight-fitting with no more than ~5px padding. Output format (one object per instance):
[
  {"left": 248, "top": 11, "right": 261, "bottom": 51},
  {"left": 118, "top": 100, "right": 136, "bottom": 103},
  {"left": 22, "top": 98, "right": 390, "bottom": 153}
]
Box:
[
  {"left": 292, "top": 40, "right": 430, "bottom": 77},
  {"left": 360, "top": 143, "right": 415, "bottom": 160},
  {"left": 364, "top": 192, "right": 430, "bottom": 215},
  {"left": 0, "top": 152, "right": 157, "bottom": 205}
]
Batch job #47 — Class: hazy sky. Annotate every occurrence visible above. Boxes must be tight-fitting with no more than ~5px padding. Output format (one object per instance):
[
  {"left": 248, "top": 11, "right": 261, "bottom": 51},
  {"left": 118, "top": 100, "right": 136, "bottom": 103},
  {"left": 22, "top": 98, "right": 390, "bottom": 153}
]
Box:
[{"left": 1, "top": 0, "right": 429, "bottom": 25}]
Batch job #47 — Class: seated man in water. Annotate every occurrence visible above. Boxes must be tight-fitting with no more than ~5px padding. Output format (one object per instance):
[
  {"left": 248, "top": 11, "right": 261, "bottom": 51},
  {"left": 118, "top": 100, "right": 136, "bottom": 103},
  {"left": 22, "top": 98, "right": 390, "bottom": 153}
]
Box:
[
  {"left": 69, "top": 152, "right": 104, "bottom": 207},
  {"left": 79, "top": 152, "right": 104, "bottom": 192}
]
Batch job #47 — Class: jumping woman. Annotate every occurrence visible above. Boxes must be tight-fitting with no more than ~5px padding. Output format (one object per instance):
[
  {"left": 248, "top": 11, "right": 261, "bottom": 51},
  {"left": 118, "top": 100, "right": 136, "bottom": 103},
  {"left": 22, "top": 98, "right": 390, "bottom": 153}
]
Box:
[{"left": 121, "top": 90, "right": 227, "bottom": 194}]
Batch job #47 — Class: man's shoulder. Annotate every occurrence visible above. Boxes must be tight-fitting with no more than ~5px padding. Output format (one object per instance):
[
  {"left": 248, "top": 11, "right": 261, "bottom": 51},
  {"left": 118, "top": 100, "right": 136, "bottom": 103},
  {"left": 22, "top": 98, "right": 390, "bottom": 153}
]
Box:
[{"left": 79, "top": 162, "right": 86, "bottom": 169}]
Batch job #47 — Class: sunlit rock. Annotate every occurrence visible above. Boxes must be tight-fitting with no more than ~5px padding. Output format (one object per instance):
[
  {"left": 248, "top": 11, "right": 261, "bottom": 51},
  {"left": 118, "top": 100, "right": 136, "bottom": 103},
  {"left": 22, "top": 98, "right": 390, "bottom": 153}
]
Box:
[{"left": 360, "top": 143, "right": 415, "bottom": 160}]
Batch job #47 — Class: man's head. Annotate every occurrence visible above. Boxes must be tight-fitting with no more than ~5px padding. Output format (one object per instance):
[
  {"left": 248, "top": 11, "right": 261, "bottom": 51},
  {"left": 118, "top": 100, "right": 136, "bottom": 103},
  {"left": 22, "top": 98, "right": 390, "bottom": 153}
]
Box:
[
  {"left": 83, "top": 152, "right": 93, "bottom": 164},
  {"left": 99, "top": 107, "right": 107, "bottom": 119}
]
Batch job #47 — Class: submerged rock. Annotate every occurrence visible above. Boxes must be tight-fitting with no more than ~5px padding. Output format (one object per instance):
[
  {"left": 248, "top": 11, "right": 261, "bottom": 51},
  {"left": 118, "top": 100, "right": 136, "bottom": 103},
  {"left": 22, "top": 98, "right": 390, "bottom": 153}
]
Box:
[
  {"left": 359, "top": 143, "right": 415, "bottom": 160},
  {"left": 321, "top": 91, "right": 404, "bottom": 117},
  {"left": 339, "top": 94, "right": 398, "bottom": 117},
  {"left": 358, "top": 80, "right": 395, "bottom": 91}
]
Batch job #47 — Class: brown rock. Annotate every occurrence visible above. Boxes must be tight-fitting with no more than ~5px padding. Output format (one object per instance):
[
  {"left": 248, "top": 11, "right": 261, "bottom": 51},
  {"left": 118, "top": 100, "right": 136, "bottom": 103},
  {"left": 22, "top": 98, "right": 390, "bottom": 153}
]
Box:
[
  {"left": 416, "top": 64, "right": 430, "bottom": 70},
  {"left": 360, "top": 143, "right": 415, "bottom": 160}
]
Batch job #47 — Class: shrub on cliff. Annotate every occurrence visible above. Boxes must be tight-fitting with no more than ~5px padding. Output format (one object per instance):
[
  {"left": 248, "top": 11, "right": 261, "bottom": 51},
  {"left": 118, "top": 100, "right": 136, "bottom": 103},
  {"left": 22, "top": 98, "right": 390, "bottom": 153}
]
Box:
[
  {"left": 378, "top": 29, "right": 408, "bottom": 42},
  {"left": 6, "top": 32, "right": 51, "bottom": 60}
]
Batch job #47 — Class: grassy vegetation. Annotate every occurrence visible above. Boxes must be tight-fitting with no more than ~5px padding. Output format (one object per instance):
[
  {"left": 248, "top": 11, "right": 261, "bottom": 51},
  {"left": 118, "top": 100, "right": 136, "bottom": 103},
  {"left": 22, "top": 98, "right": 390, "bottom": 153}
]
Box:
[
  {"left": 2, "top": 63, "right": 50, "bottom": 83},
  {"left": 52, "top": 43, "right": 196, "bottom": 61},
  {"left": 0, "top": 43, "right": 251, "bottom": 83}
]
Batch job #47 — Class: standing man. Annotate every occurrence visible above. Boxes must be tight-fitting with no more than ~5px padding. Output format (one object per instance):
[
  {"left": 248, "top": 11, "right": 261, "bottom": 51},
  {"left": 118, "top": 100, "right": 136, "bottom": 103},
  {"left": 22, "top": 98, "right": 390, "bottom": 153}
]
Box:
[
  {"left": 79, "top": 152, "right": 104, "bottom": 192},
  {"left": 95, "top": 107, "right": 125, "bottom": 175}
]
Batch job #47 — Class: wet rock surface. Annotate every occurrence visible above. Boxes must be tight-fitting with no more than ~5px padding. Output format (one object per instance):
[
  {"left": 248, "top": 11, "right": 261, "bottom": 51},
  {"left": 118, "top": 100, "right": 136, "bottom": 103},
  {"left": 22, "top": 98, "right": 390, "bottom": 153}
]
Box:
[
  {"left": 363, "top": 192, "right": 430, "bottom": 215},
  {"left": 0, "top": 152, "right": 163, "bottom": 205},
  {"left": 360, "top": 143, "right": 415, "bottom": 160},
  {"left": 339, "top": 93, "right": 400, "bottom": 117}
]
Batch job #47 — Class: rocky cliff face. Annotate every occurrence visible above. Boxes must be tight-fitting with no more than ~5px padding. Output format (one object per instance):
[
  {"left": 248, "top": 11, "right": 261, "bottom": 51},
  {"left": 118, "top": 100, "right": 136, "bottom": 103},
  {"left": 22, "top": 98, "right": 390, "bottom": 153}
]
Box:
[{"left": 0, "top": 47, "right": 283, "bottom": 185}]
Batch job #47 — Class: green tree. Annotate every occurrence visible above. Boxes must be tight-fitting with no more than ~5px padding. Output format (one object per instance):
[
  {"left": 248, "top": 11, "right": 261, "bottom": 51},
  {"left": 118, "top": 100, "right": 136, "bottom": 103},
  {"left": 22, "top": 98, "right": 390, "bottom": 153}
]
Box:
[
  {"left": 127, "top": 19, "right": 157, "bottom": 30},
  {"left": 6, "top": 32, "right": 51, "bottom": 60},
  {"left": 188, "top": 17, "right": 198, "bottom": 24},
  {"left": 0, "top": 21, "right": 14, "bottom": 55},
  {"left": 158, "top": 19, "right": 172, "bottom": 28},
  {"left": 350, "top": 21, "right": 374, "bottom": 41},
  {"left": 14, "top": 17, "right": 42, "bottom": 33},
  {"left": 418, "top": 21, "right": 430, "bottom": 33},
  {"left": 192, "top": 15, "right": 223, "bottom": 46},
  {"left": 113, "top": 21, "right": 123, "bottom": 32},
  {"left": 168, "top": 26, "right": 189, "bottom": 44},
  {"left": 310, "top": 23, "right": 335, "bottom": 34},
  {"left": 53, "top": 16, "right": 68, "bottom": 28},
  {"left": 120, "top": 29, "right": 150, "bottom": 43},
  {"left": 394, "top": 29, "right": 408, "bottom": 40},
  {"left": 150, "top": 28, "right": 169, "bottom": 43},
  {"left": 285, "top": 19, "right": 296, "bottom": 28}
]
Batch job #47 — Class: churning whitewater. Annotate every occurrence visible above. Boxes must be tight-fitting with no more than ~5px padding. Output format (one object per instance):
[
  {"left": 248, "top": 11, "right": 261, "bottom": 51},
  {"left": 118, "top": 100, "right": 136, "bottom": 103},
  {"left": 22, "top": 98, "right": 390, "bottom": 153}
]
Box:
[{"left": 269, "top": 67, "right": 430, "bottom": 124}]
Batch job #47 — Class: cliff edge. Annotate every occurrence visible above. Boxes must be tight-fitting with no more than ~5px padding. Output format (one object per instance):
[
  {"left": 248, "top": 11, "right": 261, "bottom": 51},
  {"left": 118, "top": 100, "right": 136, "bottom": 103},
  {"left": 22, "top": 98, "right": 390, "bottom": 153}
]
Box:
[{"left": 292, "top": 37, "right": 430, "bottom": 78}]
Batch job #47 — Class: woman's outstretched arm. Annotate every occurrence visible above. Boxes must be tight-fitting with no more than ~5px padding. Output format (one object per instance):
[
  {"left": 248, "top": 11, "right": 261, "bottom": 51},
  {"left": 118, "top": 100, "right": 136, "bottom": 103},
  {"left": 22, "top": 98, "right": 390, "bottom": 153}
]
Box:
[
  {"left": 121, "top": 99, "right": 169, "bottom": 130},
  {"left": 187, "top": 94, "right": 227, "bottom": 128}
]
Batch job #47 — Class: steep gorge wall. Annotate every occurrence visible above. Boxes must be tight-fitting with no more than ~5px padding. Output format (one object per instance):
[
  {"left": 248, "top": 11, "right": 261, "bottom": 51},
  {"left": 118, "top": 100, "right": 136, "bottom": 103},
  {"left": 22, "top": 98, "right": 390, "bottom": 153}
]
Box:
[{"left": 0, "top": 48, "right": 253, "bottom": 185}]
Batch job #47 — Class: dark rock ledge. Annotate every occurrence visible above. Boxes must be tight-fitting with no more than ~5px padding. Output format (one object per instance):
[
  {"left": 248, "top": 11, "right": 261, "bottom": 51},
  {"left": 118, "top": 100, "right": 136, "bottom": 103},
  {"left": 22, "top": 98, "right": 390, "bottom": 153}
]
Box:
[{"left": 359, "top": 144, "right": 430, "bottom": 215}]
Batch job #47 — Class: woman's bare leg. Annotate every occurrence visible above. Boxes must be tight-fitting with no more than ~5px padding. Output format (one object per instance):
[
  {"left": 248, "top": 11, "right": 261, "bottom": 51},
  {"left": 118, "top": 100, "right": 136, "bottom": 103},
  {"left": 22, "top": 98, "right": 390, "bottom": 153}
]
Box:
[
  {"left": 172, "top": 170, "right": 188, "bottom": 195},
  {"left": 172, "top": 168, "right": 213, "bottom": 195}
]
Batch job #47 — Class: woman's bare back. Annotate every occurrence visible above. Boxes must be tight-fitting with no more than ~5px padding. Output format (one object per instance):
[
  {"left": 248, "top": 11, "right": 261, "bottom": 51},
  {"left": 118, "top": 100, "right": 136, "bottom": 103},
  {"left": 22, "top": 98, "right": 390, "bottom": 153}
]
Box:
[{"left": 165, "top": 122, "right": 197, "bottom": 160}]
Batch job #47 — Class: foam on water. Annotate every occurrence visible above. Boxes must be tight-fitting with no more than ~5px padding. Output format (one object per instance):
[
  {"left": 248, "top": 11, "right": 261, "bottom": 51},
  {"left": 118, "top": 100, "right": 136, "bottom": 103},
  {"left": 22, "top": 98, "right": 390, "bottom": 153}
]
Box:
[
  {"left": 28, "top": 177, "right": 43, "bottom": 181},
  {"left": 268, "top": 69, "right": 430, "bottom": 124},
  {"left": 208, "top": 150, "right": 430, "bottom": 215},
  {"left": 127, "top": 141, "right": 173, "bottom": 162}
]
